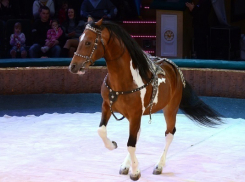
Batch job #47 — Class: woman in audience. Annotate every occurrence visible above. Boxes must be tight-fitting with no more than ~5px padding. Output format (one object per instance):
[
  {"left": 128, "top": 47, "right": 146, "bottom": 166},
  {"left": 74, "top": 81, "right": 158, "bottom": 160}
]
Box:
[{"left": 61, "top": 7, "right": 85, "bottom": 57}]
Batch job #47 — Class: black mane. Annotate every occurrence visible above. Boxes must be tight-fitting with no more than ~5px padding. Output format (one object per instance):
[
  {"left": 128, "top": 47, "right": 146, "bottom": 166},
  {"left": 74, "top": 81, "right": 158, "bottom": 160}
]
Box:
[{"left": 90, "top": 21, "right": 150, "bottom": 82}]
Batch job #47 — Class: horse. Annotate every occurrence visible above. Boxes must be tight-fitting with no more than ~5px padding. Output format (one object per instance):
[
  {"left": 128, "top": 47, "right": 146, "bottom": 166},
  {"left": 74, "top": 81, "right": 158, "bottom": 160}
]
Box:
[{"left": 69, "top": 19, "right": 222, "bottom": 181}]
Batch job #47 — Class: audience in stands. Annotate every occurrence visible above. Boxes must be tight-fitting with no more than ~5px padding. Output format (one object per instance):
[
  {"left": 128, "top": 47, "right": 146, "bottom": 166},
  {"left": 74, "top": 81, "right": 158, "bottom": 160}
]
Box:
[
  {"left": 33, "top": 0, "right": 55, "bottom": 19},
  {"left": 80, "top": 0, "right": 117, "bottom": 21},
  {"left": 61, "top": 7, "right": 85, "bottom": 57},
  {"left": 29, "top": 6, "right": 63, "bottom": 58},
  {"left": 0, "top": 0, "right": 15, "bottom": 22},
  {"left": 0, "top": 0, "right": 144, "bottom": 58},
  {"left": 9, "top": 22, "right": 27, "bottom": 58},
  {"left": 41, "top": 19, "right": 63, "bottom": 53}
]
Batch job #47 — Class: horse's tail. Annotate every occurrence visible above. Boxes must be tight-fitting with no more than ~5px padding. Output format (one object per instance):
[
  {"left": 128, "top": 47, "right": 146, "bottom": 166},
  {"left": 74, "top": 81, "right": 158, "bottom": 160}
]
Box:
[{"left": 179, "top": 81, "right": 223, "bottom": 127}]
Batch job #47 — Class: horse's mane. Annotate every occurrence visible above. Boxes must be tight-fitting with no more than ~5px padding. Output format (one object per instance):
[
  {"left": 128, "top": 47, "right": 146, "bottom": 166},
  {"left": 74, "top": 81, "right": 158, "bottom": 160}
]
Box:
[{"left": 90, "top": 21, "right": 150, "bottom": 82}]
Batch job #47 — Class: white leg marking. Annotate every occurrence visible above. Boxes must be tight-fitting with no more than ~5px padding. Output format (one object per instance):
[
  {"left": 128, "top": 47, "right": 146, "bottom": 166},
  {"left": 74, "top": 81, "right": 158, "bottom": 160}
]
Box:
[
  {"left": 128, "top": 146, "right": 140, "bottom": 175},
  {"left": 137, "top": 128, "right": 141, "bottom": 141},
  {"left": 153, "top": 77, "right": 166, "bottom": 104},
  {"left": 156, "top": 133, "right": 174, "bottom": 169},
  {"left": 121, "top": 129, "right": 141, "bottom": 173},
  {"left": 97, "top": 125, "right": 116, "bottom": 150},
  {"left": 121, "top": 153, "right": 131, "bottom": 170},
  {"left": 129, "top": 60, "right": 146, "bottom": 114},
  {"left": 120, "top": 128, "right": 141, "bottom": 171},
  {"left": 79, "top": 33, "right": 85, "bottom": 42}
]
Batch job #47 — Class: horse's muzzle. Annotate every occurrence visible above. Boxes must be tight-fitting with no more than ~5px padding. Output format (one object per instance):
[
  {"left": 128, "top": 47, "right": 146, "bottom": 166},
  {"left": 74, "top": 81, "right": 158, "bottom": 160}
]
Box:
[
  {"left": 69, "top": 63, "right": 77, "bottom": 73},
  {"left": 69, "top": 63, "right": 86, "bottom": 75}
]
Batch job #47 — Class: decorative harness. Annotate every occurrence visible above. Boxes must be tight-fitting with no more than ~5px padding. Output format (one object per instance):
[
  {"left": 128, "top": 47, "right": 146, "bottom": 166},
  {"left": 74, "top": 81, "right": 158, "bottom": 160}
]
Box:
[
  {"left": 104, "top": 53, "right": 167, "bottom": 123},
  {"left": 104, "top": 74, "right": 155, "bottom": 121},
  {"left": 74, "top": 24, "right": 186, "bottom": 123},
  {"left": 74, "top": 24, "right": 105, "bottom": 68}
]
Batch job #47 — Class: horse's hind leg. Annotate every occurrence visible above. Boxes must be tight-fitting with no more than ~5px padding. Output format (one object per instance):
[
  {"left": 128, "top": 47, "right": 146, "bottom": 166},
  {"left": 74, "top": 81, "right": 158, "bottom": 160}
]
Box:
[
  {"left": 153, "top": 106, "right": 178, "bottom": 175},
  {"left": 97, "top": 101, "right": 117, "bottom": 150}
]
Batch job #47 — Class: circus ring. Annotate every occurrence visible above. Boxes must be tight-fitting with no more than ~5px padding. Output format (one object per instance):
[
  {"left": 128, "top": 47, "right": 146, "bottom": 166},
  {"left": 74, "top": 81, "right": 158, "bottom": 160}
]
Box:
[{"left": 0, "top": 58, "right": 245, "bottom": 181}]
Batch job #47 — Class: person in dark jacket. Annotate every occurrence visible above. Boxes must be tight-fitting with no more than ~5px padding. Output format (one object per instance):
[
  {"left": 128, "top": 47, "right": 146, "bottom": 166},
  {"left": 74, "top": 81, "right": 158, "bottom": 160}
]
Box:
[
  {"left": 80, "top": 0, "right": 117, "bottom": 21},
  {"left": 186, "top": 0, "right": 212, "bottom": 59},
  {"left": 29, "top": 6, "right": 63, "bottom": 58}
]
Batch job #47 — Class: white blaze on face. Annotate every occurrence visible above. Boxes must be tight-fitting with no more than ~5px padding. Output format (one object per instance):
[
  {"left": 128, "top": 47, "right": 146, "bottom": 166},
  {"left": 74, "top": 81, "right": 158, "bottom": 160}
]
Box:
[
  {"left": 153, "top": 77, "right": 166, "bottom": 104},
  {"left": 80, "top": 33, "right": 85, "bottom": 42},
  {"left": 129, "top": 60, "right": 146, "bottom": 114}
]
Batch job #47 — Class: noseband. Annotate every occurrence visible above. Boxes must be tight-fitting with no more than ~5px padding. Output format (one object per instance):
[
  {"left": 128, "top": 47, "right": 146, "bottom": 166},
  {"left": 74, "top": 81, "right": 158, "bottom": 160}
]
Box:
[{"left": 74, "top": 24, "right": 105, "bottom": 67}]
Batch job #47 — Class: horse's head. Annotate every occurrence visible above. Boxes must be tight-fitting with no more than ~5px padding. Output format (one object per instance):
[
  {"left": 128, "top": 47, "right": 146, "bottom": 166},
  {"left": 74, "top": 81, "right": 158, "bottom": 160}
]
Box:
[{"left": 69, "top": 19, "right": 106, "bottom": 75}]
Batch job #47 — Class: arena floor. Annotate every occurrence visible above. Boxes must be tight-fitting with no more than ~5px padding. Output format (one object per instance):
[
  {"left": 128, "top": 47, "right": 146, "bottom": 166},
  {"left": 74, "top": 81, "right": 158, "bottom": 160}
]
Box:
[{"left": 0, "top": 94, "right": 245, "bottom": 182}]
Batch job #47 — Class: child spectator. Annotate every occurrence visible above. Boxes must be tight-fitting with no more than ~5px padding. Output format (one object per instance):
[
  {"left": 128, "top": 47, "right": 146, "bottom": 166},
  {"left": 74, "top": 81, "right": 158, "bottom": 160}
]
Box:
[
  {"left": 33, "top": 0, "right": 55, "bottom": 19},
  {"left": 41, "top": 19, "right": 63, "bottom": 53},
  {"left": 9, "top": 22, "right": 27, "bottom": 58}
]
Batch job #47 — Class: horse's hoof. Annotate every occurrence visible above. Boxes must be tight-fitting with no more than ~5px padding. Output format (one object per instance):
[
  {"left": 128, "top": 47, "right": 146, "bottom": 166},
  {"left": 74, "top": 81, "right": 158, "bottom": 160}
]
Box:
[
  {"left": 130, "top": 172, "right": 141, "bottom": 181},
  {"left": 112, "top": 141, "right": 117, "bottom": 149},
  {"left": 153, "top": 166, "right": 162, "bottom": 175},
  {"left": 119, "top": 167, "right": 129, "bottom": 175}
]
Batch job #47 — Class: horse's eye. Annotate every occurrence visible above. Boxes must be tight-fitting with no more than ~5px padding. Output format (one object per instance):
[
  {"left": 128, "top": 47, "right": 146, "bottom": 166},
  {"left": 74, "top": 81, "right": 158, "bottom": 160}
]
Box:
[{"left": 85, "top": 41, "right": 91, "bottom": 46}]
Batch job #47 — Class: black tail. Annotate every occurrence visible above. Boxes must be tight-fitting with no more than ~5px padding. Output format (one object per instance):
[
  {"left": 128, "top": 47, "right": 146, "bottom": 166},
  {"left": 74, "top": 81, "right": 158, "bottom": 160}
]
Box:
[{"left": 179, "top": 82, "right": 223, "bottom": 127}]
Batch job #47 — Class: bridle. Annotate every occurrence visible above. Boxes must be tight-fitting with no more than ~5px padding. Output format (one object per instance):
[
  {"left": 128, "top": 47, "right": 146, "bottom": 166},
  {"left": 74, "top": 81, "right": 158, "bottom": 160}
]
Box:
[{"left": 74, "top": 24, "right": 105, "bottom": 68}]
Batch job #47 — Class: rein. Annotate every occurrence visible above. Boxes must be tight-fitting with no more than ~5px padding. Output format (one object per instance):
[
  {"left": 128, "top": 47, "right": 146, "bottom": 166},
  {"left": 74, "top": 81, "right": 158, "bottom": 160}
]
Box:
[
  {"left": 74, "top": 24, "right": 105, "bottom": 68},
  {"left": 104, "top": 74, "right": 154, "bottom": 121}
]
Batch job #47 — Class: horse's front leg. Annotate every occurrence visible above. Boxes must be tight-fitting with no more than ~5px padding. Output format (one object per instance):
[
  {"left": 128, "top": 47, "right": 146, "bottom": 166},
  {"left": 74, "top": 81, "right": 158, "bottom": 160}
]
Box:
[
  {"left": 97, "top": 101, "right": 117, "bottom": 150},
  {"left": 119, "top": 128, "right": 141, "bottom": 175},
  {"left": 125, "top": 117, "right": 141, "bottom": 181}
]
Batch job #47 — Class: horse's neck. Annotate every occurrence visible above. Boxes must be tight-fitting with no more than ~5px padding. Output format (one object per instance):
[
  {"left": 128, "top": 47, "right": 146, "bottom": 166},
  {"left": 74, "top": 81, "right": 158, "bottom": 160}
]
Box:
[{"left": 104, "top": 49, "right": 134, "bottom": 91}]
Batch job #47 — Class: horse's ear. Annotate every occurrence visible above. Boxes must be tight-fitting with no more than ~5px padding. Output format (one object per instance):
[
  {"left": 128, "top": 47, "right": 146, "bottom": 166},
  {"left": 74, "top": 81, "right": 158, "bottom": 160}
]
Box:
[{"left": 95, "top": 18, "right": 103, "bottom": 26}]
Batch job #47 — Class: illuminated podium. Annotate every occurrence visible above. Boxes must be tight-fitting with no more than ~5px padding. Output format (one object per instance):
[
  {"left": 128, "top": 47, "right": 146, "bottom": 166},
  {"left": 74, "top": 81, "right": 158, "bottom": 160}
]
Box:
[{"left": 151, "top": 0, "right": 190, "bottom": 58}]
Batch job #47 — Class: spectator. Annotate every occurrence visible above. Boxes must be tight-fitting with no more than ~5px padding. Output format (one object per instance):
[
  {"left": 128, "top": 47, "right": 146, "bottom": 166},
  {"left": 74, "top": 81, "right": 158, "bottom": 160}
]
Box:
[
  {"left": 29, "top": 6, "right": 62, "bottom": 58},
  {"left": 61, "top": 7, "right": 85, "bottom": 57},
  {"left": 69, "top": 0, "right": 83, "bottom": 17},
  {"left": 186, "top": 0, "right": 212, "bottom": 59},
  {"left": 80, "top": 0, "right": 117, "bottom": 21},
  {"left": 58, "top": 0, "right": 68, "bottom": 25},
  {"left": 41, "top": 19, "right": 63, "bottom": 53},
  {"left": 9, "top": 22, "right": 27, "bottom": 58},
  {"left": 0, "top": 0, "right": 15, "bottom": 22},
  {"left": 33, "top": 0, "right": 55, "bottom": 19}
]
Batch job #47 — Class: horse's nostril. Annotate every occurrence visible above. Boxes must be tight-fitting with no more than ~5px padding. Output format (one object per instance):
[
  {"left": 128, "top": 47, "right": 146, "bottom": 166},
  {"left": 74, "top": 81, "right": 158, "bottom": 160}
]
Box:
[{"left": 70, "top": 64, "right": 76, "bottom": 72}]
